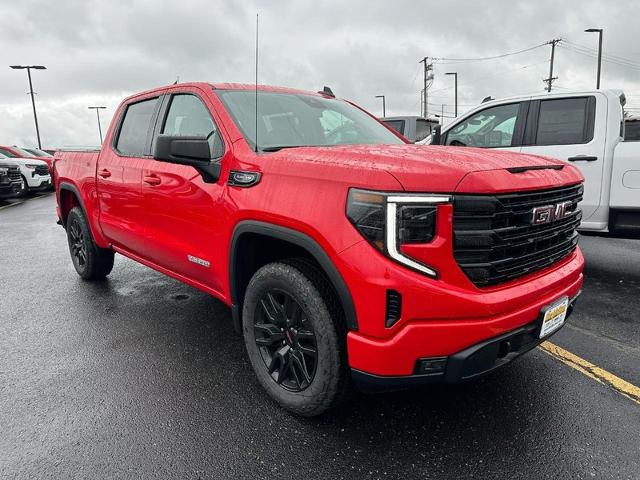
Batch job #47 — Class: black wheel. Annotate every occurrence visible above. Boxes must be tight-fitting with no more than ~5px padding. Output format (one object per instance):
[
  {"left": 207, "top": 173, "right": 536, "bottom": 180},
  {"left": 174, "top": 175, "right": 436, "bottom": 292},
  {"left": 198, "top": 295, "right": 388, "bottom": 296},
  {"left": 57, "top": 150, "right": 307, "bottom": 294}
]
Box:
[
  {"left": 17, "top": 175, "right": 28, "bottom": 198},
  {"left": 66, "top": 207, "right": 114, "bottom": 280},
  {"left": 242, "top": 259, "right": 350, "bottom": 417}
]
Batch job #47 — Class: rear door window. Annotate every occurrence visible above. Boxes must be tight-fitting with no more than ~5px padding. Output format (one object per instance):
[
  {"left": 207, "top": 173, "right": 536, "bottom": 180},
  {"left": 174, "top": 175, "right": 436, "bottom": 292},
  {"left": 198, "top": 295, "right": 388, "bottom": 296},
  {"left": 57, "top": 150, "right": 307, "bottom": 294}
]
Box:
[
  {"left": 534, "top": 97, "right": 595, "bottom": 145},
  {"left": 115, "top": 97, "right": 159, "bottom": 156}
]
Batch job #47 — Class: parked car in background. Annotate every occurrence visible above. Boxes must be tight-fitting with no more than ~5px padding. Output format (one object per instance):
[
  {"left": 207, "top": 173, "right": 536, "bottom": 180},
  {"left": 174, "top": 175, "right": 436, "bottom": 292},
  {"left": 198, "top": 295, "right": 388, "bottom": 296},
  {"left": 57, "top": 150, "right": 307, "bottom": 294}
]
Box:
[
  {"left": 382, "top": 116, "right": 438, "bottom": 143},
  {"left": 427, "top": 90, "right": 640, "bottom": 237},
  {"left": 21, "top": 147, "right": 54, "bottom": 160},
  {"left": 0, "top": 145, "right": 53, "bottom": 174},
  {"left": 0, "top": 158, "right": 22, "bottom": 198},
  {"left": 0, "top": 152, "right": 51, "bottom": 197},
  {"left": 55, "top": 82, "right": 584, "bottom": 417}
]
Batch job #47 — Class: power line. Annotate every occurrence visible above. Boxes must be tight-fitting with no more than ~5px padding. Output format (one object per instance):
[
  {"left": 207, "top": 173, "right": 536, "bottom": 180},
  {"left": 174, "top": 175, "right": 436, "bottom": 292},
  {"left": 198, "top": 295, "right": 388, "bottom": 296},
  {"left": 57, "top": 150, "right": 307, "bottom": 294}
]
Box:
[
  {"left": 427, "top": 60, "right": 548, "bottom": 95},
  {"left": 563, "top": 39, "right": 640, "bottom": 67},
  {"left": 433, "top": 42, "right": 548, "bottom": 63},
  {"left": 559, "top": 41, "right": 640, "bottom": 71}
]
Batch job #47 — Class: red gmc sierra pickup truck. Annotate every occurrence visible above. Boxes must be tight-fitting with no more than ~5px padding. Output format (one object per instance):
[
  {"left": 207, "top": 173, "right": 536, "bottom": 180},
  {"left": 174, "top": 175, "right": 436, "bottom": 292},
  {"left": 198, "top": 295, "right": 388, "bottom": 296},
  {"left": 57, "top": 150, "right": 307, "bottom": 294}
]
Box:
[{"left": 54, "top": 82, "right": 585, "bottom": 416}]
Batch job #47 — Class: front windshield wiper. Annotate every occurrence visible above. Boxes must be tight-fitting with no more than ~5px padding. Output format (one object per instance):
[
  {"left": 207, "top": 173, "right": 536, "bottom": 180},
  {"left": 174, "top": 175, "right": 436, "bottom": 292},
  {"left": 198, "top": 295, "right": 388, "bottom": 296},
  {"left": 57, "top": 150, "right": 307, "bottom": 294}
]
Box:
[{"left": 261, "top": 145, "right": 322, "bottom": 152}]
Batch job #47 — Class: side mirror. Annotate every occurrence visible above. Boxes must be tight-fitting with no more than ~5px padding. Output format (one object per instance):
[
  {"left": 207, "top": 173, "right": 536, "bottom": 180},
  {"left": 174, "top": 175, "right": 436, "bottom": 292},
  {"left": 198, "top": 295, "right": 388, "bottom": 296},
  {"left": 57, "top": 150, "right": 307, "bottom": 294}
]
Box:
[
  {"left": 154, "top": 135, "right": 211, "bottom": 165},
  {"left": 154, "top": 134, "right": 221, "bottom": 183},
  {"left": 431, "top": 125, "right": 442, "bottom": 145}
]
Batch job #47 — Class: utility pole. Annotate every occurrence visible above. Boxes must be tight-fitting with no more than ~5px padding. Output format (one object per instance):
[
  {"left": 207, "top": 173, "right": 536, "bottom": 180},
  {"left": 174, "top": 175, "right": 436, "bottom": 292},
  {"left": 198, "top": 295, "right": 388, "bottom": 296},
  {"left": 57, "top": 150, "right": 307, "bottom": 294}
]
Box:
[
  {"left": 585, "top": 28, "right": 603, "bottom": 89},
  {"left": 543, "top": 39, "right": 561, "bottom": 92},
  {"left": 445, "top": 72, "right": 458, "bottom": 117},
  {"left": 419, "top": 57, "right": 434, "bottom": 118},
  {"left": 9, "top": 65, "right": 46, "bottom": 149},
  {"left": 88, "top": 106, "right": 107, "bottom": 144},
  {"left": 375, "top": 95, "right": 386, "bottom": 117}
]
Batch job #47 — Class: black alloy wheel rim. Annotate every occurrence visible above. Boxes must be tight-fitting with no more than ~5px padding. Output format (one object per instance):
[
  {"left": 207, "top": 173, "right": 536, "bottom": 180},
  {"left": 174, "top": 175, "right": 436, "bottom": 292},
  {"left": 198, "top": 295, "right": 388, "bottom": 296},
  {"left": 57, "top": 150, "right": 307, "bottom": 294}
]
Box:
[
  {"left": 254, "top": 289, "right": 318, "bottom": 392},
  {"left": 69, "top": 220, "right": 87, "bottom": 268}
]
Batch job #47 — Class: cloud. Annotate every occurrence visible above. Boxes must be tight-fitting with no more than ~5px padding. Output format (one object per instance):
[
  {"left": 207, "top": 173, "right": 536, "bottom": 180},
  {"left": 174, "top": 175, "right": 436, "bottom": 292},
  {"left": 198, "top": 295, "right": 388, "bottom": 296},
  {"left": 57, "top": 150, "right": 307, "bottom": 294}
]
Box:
[{"left": 0, "top": 0, "right": 638, "bottom": 147}]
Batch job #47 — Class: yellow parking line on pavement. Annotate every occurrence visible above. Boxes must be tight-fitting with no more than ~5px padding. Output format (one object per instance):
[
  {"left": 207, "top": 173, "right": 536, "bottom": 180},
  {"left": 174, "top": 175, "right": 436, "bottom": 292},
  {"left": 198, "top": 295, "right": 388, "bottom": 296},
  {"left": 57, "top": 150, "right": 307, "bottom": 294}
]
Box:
[{"left": 539, "top": 341, "right": 640, "bottom": 406}]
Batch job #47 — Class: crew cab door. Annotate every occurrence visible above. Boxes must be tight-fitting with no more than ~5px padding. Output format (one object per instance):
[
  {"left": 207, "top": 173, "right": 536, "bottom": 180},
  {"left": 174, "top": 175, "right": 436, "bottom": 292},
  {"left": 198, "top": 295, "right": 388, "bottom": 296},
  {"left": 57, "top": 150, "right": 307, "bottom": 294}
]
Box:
[
  {"left": 141, "top": 88, "right": 227, "bottom": 294},
  {"left": 442, "top": 101, "right": 527, "bottom": 152},
  {"left": 97, "top": 95, "right": 160, "bottom": 252},
  {"left": 519, "top": 95, "right": 605, "bottom": 224}
]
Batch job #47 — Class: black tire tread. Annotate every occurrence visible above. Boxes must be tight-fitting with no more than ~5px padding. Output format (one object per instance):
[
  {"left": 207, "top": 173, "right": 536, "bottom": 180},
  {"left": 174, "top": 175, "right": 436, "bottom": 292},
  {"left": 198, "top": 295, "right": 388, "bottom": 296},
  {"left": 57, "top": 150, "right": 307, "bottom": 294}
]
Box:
[
  {"left": 66, "top": 207, "right": 114, "bottom": 280},
  {"left": 242, "top": 258, "right": 351, "bottom": 417},
  {"left": 281, "top": 258, "right": 352, "bottom": 410}
]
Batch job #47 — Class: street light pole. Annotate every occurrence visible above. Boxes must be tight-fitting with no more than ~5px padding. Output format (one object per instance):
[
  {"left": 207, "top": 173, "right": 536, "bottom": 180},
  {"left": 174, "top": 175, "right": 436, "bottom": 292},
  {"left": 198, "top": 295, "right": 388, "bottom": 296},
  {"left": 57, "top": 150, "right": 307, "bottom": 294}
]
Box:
[
  {"left": 585, "top": 28, "right": 603, "bottom": 89},
  {"left": 10, "top": 65, "right": 46, "bottom": 149},
  {"left": 445, "top": 72, "right": 458, "bottom": 117},
  {"left": 88, "top": 106, "right": 107, "bottom": 144},
  {"left": 375, "top": 95, "right": 386, "bottom": 117}
]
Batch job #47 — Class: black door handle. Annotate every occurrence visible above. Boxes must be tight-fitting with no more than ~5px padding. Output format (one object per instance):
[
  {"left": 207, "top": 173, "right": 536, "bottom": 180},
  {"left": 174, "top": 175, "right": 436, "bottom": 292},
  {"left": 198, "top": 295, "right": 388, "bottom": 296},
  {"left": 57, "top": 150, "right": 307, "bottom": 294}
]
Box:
[{"left": 568, "top": 155, "right": 598, "bottom": 162}]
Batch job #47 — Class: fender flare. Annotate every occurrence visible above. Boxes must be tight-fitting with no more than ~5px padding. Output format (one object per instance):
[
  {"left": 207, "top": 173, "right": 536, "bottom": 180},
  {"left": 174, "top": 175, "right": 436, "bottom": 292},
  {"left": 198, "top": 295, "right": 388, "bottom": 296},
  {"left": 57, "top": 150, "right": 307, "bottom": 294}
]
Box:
[
  {"left": 58, "top": 182, "right": 89, "bottom": 225},
  {"left": 57, "top": 182, "right": 108, "bottom": 248},
  {"left": 229, "top": 220, "right": 358, "bottom": 332}
]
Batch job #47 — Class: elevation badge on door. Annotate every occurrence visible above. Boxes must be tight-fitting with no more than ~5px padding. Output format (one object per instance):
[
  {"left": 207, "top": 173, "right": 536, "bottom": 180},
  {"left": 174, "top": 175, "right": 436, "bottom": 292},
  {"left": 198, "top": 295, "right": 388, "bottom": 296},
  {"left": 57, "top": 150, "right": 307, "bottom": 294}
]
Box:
[{"left": 187, "top": 255, "right": 210, "bottom": 268}]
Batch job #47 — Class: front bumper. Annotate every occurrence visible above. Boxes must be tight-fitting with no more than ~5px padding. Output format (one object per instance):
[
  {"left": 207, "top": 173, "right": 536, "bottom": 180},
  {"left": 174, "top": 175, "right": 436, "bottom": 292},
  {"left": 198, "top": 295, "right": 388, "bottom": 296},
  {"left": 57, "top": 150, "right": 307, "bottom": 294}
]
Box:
[
  {"left": 352, "top": 291, "right": 579, "bottom": 391},
  {"left": 0, "top": 180, "right": 21, "bottom": 197},
  {"left": 340, "top": 235, "right": 584, "bottom": 376},
  {"left": 26, "top": 174, "right": 52, "bottom": 190}
]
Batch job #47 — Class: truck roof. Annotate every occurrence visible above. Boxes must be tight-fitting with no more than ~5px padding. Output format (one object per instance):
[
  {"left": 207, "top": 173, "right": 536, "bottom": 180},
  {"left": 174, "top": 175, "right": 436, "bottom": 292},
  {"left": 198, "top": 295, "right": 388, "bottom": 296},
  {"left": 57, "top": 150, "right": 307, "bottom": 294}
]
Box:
[
  {"left": 477, "top": 89, "right": 625, "bottom": 109},
  {"left": 122, "top": 82, "right": 330, "bottom": 104},
  {"left": 442, "top": 89, "right": 626, "bottom": 129}
]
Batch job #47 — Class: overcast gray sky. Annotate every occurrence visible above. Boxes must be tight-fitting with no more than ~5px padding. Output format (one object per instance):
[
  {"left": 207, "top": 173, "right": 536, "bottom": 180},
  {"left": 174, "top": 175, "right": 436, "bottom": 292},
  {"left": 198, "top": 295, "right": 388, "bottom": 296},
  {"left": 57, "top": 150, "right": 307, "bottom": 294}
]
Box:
[{"left": 1, "top": 0, "right": 639, "bottom": 148}]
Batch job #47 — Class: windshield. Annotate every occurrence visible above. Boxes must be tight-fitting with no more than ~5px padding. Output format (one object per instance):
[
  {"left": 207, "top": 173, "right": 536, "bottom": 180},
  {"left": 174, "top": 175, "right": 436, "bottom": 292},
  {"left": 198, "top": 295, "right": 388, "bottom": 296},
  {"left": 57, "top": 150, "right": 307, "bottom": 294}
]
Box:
[
  {"left": 23, "top": 147, "right": 52, "bottom": 157},
  {"left": 216, "top": 90, "right": 404, "bottom": 151},
  {"left": 10, "top": 146, "right": 36, "bottom": 157}
]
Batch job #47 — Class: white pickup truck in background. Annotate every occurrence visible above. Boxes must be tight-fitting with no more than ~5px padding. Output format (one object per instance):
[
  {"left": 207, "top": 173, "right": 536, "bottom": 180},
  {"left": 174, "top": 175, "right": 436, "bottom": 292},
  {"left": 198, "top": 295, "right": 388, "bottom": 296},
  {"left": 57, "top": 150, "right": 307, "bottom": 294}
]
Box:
[
  {"left": 427, "top": 90, "right": 640, "bottom": 237},
  {"left": 382, "top": 116, "right": 439, "bottom": 143}
]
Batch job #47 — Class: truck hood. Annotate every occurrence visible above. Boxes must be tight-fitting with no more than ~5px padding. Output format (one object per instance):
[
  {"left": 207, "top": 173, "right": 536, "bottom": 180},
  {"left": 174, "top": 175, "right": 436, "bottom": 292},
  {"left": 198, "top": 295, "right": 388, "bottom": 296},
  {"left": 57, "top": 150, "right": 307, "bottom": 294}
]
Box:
[
  {"left": 269, "top": 145, "right": 582, "bottom": 193},
  {"left": 6, "top": 157, "right": 48, "bottom": 167}
]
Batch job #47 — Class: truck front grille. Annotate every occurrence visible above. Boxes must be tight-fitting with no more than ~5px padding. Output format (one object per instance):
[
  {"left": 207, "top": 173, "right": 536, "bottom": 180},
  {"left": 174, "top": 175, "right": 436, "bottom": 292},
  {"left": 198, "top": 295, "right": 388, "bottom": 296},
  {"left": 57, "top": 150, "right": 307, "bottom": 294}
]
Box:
[
  {"left": 8, "top": 169, "right": 21, "bottom": 182},
  {"left": 452, "top": 184, "right": 584, "bottom": 287},
  {"left": 34, "top": 165, "right": 49, "bottom": 176}
]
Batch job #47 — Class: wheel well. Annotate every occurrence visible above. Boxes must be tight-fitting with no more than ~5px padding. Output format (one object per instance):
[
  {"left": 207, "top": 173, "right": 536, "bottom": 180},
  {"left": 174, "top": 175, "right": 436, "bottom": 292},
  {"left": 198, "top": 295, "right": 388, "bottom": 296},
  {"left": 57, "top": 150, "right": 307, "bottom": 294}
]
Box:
[
  {"left": 58, "top": 187, "right": 81, "bottom": 226},
  {"left": 233, "top": 232, "right": 315, "bottom": 306},
  {"left": 230, "top": 230, "right": 355, "bottom": 333}
]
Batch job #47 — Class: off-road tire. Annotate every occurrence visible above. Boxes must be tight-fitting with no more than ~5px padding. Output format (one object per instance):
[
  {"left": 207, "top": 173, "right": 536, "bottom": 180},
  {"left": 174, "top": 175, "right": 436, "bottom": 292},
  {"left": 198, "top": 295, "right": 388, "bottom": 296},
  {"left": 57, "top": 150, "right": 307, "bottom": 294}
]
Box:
[
  {"left": 242, "top": 259, "right": 350, "bottom": 417},
  {"left": 66, "top": 206, "right": 114, "bottom": 280}
]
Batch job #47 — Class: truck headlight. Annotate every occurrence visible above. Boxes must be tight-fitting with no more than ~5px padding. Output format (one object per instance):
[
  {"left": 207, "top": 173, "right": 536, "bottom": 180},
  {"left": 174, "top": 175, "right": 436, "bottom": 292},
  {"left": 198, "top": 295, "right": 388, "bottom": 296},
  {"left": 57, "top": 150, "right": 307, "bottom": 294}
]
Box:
[
  {"left": 346, "top": 188, "right": 450, "bottom": 278},
  {"left": 0, "top": 167, "right": 7, "bottom": 175},
  {"left": 25, "top": 164, "right": 38, "bottom": 169}
]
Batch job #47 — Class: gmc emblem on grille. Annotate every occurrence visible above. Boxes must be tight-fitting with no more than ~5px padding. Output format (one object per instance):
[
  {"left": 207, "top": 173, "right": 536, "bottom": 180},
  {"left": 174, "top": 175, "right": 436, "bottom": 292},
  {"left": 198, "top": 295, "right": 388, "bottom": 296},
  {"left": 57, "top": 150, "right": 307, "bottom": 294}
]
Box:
[{"left": 531, "top": 201, "right": 573, "bottom": 225}]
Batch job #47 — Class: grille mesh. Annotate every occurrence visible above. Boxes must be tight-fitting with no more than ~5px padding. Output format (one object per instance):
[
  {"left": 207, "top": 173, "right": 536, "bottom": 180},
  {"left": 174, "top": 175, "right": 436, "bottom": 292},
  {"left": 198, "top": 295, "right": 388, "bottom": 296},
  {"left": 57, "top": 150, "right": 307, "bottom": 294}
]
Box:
[{"left": 452, "top": 184, "right": 583, "bottom": 287}]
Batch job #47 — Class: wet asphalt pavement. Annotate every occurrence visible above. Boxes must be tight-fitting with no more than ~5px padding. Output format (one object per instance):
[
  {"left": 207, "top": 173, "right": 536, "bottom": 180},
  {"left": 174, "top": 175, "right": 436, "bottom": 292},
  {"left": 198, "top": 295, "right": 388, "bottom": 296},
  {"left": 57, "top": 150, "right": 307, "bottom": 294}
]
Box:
[{"left": 1, "top": 193, "right": 639, "bottom": 480}]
